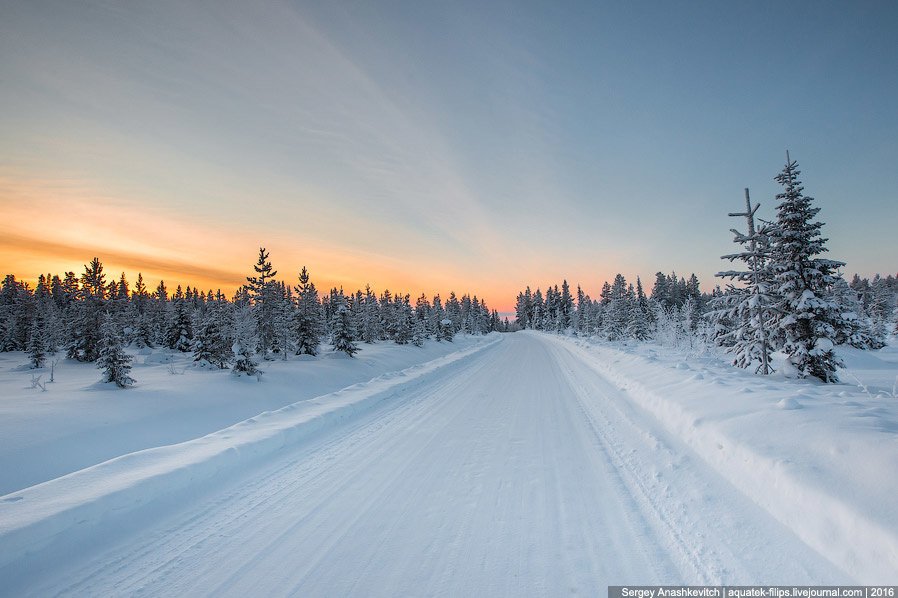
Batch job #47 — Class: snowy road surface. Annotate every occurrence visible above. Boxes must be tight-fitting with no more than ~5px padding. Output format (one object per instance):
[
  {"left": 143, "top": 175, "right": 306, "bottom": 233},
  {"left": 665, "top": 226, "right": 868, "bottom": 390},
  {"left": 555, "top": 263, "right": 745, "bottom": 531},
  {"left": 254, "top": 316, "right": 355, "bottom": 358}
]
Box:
[{"left": 9, "top": 333, "right": 849, "bottom": 595}]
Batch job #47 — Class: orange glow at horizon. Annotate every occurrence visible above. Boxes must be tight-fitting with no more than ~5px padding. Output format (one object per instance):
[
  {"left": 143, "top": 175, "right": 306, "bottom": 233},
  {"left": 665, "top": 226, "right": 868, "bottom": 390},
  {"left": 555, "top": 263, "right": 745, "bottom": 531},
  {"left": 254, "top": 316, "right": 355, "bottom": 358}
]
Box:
[
  {"left": 0, "top": 173, "right": 530, "bottom": 312},
  {"left": 3, "top": 239, "right": 523, "bottom": 313},
  {"left": 1, "top": 172, "right": 642, "bottom": 314}
]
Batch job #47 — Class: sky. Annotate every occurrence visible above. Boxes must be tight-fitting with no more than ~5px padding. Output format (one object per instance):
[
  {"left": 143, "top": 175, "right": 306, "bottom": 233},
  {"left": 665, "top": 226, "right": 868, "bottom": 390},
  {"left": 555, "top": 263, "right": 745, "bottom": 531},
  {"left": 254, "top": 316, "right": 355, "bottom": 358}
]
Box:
[{"left": 2, "top": 0, "right": 897, "bottom": 311}]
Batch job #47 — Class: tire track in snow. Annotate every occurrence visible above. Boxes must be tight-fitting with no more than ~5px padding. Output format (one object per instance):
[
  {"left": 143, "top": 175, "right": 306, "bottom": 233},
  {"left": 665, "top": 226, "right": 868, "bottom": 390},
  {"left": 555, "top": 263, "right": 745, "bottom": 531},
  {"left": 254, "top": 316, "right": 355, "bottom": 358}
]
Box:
[
  {"left": 542, "top": 334, "right": 848, "bottom": 584},
  {"left": 22, "top": 339, "right": 503, "bottom": 598}
]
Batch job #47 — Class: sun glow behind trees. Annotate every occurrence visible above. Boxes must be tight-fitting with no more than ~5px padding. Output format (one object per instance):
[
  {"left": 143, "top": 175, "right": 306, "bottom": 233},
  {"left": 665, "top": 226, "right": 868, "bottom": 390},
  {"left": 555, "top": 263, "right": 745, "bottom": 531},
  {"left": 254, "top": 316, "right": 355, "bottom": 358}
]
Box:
[{"left": 0, "top": 173, "right": 523, "bottom": 310}]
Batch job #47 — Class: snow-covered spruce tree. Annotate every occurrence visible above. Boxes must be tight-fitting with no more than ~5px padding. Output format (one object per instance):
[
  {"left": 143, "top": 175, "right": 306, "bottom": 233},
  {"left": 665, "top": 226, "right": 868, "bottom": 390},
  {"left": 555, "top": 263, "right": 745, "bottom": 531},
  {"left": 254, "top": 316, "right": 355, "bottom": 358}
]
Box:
[
  {"left": 350, "top": 291, "right": 364, "bottom": 340},
  {"left": 379, "top": 289, "right": 397, "bottom": 341},
  {"left": 293, "top": 266, "right": 322, "bottom": 356},
  {"left": 0, "top": 275, "right": 24, "bottom": 352},
  {"left": 97, "top": 313, "right": 134, "bottom": 388},
  {"left": 626, "top": 277, "right": 652, "bottom": 341},
  {"left": 149, "top": 280, "right": 170, "bottom": 347},
  {"left": 439, "top": 317, "right": 455, "bottom": 342},
  {"left": 544, "top": 288, "right": 554, "bottom": 329},
  {"left": 67, "top": 258, "right": 107, "bottom": 362},
  {"left": 270, "top": 281, "right": 293, "bottom": 359},
  {"left": 411, "top": 315, "right": 426, "bottom": 347},
  {"left": 714, "top": 189, "right": 778, "bottom": 374},
  {"left": 445, "top": 292, "right": 462, "bottom": 334},
  {"left": 605, "top": 274, "right": 630, "bottom": 341},
  {"left": 415, "top": 294, "right": 432, "bottom": 339},
  {"left": 394, "top": 294, "right": 413, "bottom": 345},
  {"left": 528, "top": 288, "right": 542, "bottom": 330},
  {"left": 866, "top": 278, "right": 893, "bottom": 348},
  {"left": 231, "top": 304, "right": 261, "bottom": 377},
  {"left": 330, "top": 291, "right": 358, "bottom": 357},
  {"left": 515, "top": 287, "right": 533, "bottom": 330},
  {"left": 246, "top": 247, "right": 278, "bottom": 360},
  {"left": 28, "top": 315, "right": 47, "bottom": 369},
  {"left": 165, "top": 293, "right": 194, "bottom": 352},
  {"left": 650, "top": 272, "right": 670, "bottom": 309},
  {"left": 831, "top": 278, "right": 883, "bottom": 349},
  {"left": 769, "top": 154, "right": 846, "bottom": 382},
  {"left": 193, "top": 303, "right": 232, "bottom": 369},
  {"left": 362, "top": 285, "right": 381, "bottom": 343},
  {"left": 653, "top": 303, "right": 686, "bottom": 349},
  {"left": 574, "top": 286, "right": 587, "bottom": 335},
  {"left": 559, "top": 280, "right": 573, "bottom": 331},
  {"left": 430, "top": 295, "right": 445, "bottom": 340},
  {"left": 40, "top": 300, "right": 64, "bottom": 355}
]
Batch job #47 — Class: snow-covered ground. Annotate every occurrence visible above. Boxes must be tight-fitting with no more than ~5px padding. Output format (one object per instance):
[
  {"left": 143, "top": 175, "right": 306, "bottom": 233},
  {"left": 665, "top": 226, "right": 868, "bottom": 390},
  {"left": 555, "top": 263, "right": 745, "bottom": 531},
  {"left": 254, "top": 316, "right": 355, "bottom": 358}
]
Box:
[
  {"left": 1, "top": 332, "right": 896, "bottom": 595},
  {"left": 0, "top": 336, "right": 492, "bottom": 496}
]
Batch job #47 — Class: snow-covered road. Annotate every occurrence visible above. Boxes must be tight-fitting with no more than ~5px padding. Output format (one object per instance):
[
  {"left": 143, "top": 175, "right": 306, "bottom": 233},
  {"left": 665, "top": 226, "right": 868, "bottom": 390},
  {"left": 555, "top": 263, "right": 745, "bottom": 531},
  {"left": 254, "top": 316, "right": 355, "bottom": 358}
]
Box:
[{"left": 10, "top": 333, "right": 848, "bottom": 595}]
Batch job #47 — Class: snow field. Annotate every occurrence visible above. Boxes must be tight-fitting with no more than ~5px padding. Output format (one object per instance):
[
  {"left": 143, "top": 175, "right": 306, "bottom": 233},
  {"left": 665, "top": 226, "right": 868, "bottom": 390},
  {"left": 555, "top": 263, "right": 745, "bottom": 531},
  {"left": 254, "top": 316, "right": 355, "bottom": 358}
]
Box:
[
  {"left": 0, "top": 334, "right": 502, "bottom": 589},
  {"left": 539, "top": 332, "right": 898, "bottom": 581}
]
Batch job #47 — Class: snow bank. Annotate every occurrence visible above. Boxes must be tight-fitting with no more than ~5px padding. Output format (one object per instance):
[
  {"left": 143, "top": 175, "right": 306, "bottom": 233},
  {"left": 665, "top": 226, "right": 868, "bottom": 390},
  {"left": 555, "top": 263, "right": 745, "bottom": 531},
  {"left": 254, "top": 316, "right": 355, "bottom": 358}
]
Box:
[
  {"left": 540, "top": 332, "right": 898, "bottom": 582},
  {"left": 0, "top": 335, "right": 502, "bottom": 575}
]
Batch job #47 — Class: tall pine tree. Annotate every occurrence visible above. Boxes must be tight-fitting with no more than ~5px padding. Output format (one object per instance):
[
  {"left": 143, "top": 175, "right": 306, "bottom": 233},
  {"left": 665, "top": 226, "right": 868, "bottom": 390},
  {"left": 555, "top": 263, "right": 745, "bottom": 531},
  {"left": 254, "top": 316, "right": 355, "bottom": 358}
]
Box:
[
  {"left": 769, "top": 154, "right": 846, "bottom": 382},
  {"left": 246, "top": 247, "right": 278, "bottom": 360},
  {"left": 293, "top": 266, "right": 322, "bottom": 356}
]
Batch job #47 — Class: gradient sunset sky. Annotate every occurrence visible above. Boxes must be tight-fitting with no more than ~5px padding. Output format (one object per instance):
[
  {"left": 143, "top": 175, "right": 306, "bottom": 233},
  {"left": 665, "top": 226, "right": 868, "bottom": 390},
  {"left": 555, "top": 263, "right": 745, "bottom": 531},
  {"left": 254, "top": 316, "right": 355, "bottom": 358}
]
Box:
[{"left": 2, "top": 0, "right": 897, "bottom": 311}]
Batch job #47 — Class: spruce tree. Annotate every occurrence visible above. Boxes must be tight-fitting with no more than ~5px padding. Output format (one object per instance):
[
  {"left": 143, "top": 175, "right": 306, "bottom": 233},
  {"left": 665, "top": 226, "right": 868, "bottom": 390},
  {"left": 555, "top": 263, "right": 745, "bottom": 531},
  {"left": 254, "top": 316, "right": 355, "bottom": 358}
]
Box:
[
  {"left": 231, "top": 305, "right": 261, "bottom": 376},
  {"left": 439, "top": 317, "right": 455, "bottom": 342},
  {"left": 715, "top": 189, "right": 778, "bottom": 374},
  {"left": 831, "top": 278, "right": 883, "bottom": 349},
  {"left": 431, "top": 295, "right": 445, "bottom": 340},
  {"left": 28, "top": 315, "right": 46, "bottom": 369},
  {"left": 97, "top": 313, "right": 134, "bottom": 388},
  {"left": 445, "top": 292, "right": 461, "bottom": 333},
  {"left": 330, "top": 292, "right": 358, "bottom": 356},
  {"left": 559, "top": 280, "right": 573, "bottom": 331},
  {"left": 531, "top": 289, "right": 544, "bottom": 330},
  {"left": 651, "top": 272, "right": 669, "bottom": 307},
  {"left": 515, "top": 288, "right": 532, "bottom": 330},
  {"left": 68, "top": 258, "right": 106, "bottom": 361},
  {"left": 268, "top": 281, "right": 293, "bottom": 359},
  {"left": 193, "top": 302, "right": 232, "bottom": 368},
  {"left": 165, "top": 297, "right": 194, "bottom": 351},
  {"left": 415, "top": 293, "right": 432, "bottom": 338},
  {"left": 246, "top": 247, "right": 278, "bottom": 359},
  {"left": 411, "top": 316, "right": 426, "bottom": 347},
  {"left": 626, "top": 277, "right": 652, "bottom": 341},
  {"left": 769, "top": 154, "right": 846, "bottom": 382},
  {"left": 379, "top": 289, "right": 397, "bottom": 340},
  {"left": 293, "top": 266, "right": 322, "bottom": 356},
  {"left": 362, "top": 285, "right": 381, "bottom": 343},
  {"left": 394, "top": 294, "right": 413, "bottom": 344},
  {"left": 605, "top": 274, "right": 630, "bottom": 341}
]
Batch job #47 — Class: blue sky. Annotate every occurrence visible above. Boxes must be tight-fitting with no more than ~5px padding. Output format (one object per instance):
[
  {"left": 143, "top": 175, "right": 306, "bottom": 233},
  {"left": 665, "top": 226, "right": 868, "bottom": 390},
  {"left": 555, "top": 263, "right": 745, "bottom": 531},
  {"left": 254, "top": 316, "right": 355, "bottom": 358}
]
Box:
[{"left": 1, "top": 0, "right": 896, "bottom": 309}]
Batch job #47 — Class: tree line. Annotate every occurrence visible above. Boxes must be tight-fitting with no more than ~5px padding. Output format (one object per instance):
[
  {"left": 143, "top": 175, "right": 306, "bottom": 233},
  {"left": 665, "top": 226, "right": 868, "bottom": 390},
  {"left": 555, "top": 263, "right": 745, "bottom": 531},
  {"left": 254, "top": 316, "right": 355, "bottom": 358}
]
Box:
[
  {"left": 0, "top": 248, "right": 502, "bottom": 387},
  {"left": 514, "top": 154, "right": 897, "bottom": 383}
]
